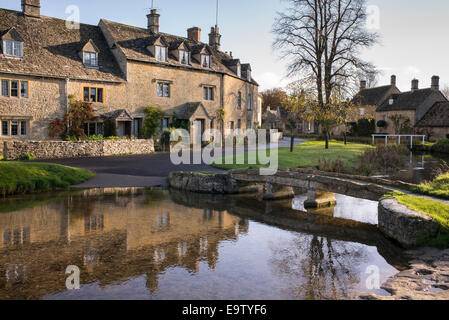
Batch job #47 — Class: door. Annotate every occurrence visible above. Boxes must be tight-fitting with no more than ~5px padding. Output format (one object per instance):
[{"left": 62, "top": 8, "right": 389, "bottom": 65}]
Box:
[
  {"left": 117, "top": 122, "right": 124, "bottom": 138},
  {"left": 193, "top": 119, "right": 205, "bottom": 142}
]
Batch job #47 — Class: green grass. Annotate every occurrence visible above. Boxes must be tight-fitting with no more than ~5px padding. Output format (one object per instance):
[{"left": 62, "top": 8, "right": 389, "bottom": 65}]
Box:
[
  {"left": 411, "top": 173, "right": 449, "bottom": 200},
  {"left": 212, "top": 140, "right": 374, "bottom": 170},
  {"left": 0, "top": 162, "right": 95, "bottom": 196},
  {"left": 385, "top": 191, "right": 449, "bottom": 248}
]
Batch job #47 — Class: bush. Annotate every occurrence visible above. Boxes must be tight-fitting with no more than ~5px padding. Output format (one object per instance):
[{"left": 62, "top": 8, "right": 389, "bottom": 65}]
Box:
[
  {"left": 377, "top": 120, "right": 388, "bottom": 128},
  {"left": 356, "top": 119, "right": 376, "bottom": 137},
  {"left": 20, "top": 153, "right": 35, "bottom": 161},
  {"left": 355, "top": 144, "right": 409, "bottom": 175},
  {"left": 143, "top": 106, "right": 165, "bottom": 139},
  {"left": 87, "top": 134, "right": 104, "bottom": 141},
  {"left": 432, "top": 139, "right": 449, "bottom": 154},
  {"left": 318, "top": 158, "right": 345, "bottom": 173}
]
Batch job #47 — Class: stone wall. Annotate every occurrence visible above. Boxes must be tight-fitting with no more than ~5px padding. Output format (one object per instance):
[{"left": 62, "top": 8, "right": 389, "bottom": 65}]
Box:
[
  {"left": 378, "top": 198, "right": 441, "bottom": 248},
  {"left": 168, "top": 171, "right": 241, "bottom": 194},
  {"left": 3, "top": 139, "right": 154, "bottom": 160}
]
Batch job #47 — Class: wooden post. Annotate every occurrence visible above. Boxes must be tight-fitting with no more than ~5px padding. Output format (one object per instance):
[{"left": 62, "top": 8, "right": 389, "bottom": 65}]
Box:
[
  {"left": 372, "top": 135, "right": 375, "bottom": 145},
  {"left": 385, "top": 136, "right": 388, "bottom": 145},
  {"left": 422, "top": 136, "right": 425, "bottom": 145},
  {"left": 398, "top": 135, "right": 401, "bottom": 145}
]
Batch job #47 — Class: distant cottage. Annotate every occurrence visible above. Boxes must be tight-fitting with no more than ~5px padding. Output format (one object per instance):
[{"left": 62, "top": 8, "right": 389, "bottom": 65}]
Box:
[{"left": 0, "top": 1, "right": 261, "bottom": 140}]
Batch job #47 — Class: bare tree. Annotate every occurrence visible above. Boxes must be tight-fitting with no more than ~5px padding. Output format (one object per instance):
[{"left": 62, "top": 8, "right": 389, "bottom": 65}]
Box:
[
  {"left": 273, "top": 0, "right": 378, "bottom": 148},
  {"left": 442, "top": 85, "right": 449, "bottom": 100}
]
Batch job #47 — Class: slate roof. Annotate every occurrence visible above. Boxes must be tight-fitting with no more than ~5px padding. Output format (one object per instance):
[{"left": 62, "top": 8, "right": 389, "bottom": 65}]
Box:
[
  {"left": 0, "top": 9, "right": 124, "bottom": 82},
  {"left": 99, "top": 19, "right": 258, "bottom": 85},
  {"left": 180, "top": 102, "right": 211, "bottom": 120},
  {"left": 377, "top": 88, "right": 441, "bottom": 112},
  {"left": 416, "top": 102, "right": 449, "bottom": 127},
  {"left": 352, "top": 85, "right": 398, "bottom": 106}
]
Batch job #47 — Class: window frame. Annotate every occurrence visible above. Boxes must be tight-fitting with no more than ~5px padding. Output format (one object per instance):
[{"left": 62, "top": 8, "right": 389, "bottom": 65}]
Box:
[
  {"left": 157, "top": 82, "right": 170, "bottom": 98},
  {"left": 179, "top": 50, "right": 190, "bottom": 65},
  {"left": 0, "top": 80, "right": 29, "bottom": 99},
  {"left": 1, "top": 120, "right": 8, "bottom": 136},
  {"left": 203, "top": 86, "right": 214, "bottom": 101},
  {"left": 83, "top": 121, "right": 104, "bottom": 137},
  {"left": 237, "top": 91, "right": 242, "bottom": 109},
  {"left": 155, "top": 45, "right": 168, "bottom": 62},
  {"left": 83, "top": 51, "right": 98, "bottom": 68},
  {"left": 3, "top": 40, "right": 23, "bottom": 58},
  {"left": 83, "top": 87, "right": 104, "bottom": 103},
  {"left": 0, "top": 119, "right": 28, "bottom": 137},
  {"left": 247, "top": 93, "right": 253, "bottom": 111},
  {"left": 201, "top": 54, "right": 211, "bottom": 68}
]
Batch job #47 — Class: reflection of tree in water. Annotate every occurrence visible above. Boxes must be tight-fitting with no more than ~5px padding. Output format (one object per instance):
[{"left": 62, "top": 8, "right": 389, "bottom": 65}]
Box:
[{"left": 269, "top": 234, "right": 369, "bottom": 300}]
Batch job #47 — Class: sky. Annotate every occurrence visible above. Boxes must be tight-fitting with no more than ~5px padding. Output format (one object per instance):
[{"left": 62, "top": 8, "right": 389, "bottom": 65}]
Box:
[{"left": 3, "top": 0, "right": 449, "bottom": 92}]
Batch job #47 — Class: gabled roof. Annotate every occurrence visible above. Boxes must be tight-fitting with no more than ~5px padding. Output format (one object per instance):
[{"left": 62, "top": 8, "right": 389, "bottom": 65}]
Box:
[
  {"left": 377, "top": 88, "right": 445, "bottom": 112},
  {"left": 180, "top": 102, "right": 211, "bottom": 120},
  {"left": 416, "top": 102, "right": 449, "bottom": 127},
  {"left": 1, "top": 27, "right": 23, "bottom": 42},
  {"left": 0, "top": 9, "right": 124, "bottom": 82},
  {"left": 99, "top": 19, "right": 258, "bottom": 85},
  {"left": 82, "top": 39, "right": 99, "bottom": 53},
  {"left": 352, "top": 85, "right": 399, "bottom": 106},
  {"left": 102, "top": 109, "right": 133, "bottom": 121}
]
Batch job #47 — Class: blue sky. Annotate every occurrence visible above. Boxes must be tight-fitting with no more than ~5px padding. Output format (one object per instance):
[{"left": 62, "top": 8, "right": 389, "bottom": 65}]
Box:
[{"left": 3, "top": 0, "right": 449, "bottom": 92}]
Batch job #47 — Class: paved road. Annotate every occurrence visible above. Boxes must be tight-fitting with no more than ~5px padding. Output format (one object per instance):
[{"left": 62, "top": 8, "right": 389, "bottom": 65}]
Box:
[{"left": 41, "top": 138, "right": 305, "bottom": 189}]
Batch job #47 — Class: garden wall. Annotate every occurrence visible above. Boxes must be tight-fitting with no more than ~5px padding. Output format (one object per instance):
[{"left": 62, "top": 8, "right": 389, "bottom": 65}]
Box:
[{"left": 2, "top": 139, "right": 154, "bottom": 160}]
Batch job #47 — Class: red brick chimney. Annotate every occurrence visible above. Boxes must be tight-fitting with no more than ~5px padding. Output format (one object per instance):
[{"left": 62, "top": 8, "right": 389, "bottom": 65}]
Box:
[{"left": 187, "top": 27, "right": 201, "bottom": 42}]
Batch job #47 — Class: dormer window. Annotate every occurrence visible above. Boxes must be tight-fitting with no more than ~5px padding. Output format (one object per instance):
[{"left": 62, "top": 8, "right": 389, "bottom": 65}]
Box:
[
  {"left": 155, "top": 45, "right": 167, "bottom": 62},
  {"left": 83, "top": 51, "right": 98, "bottom": 68},
  {"left": 179, "top": 50, "right": 190, "bottom": 65},
  {"left": 3, "top": 40, "right": 23, "bottom": 58},
  {"left": 201, "top": 54, "right": 211, "bottom": 68},
  {"left": 389, "top": 98, "right": 394, "bottom": 105},
  {"left": 247, "top": 70, "right": 251, "bottom": 81}
]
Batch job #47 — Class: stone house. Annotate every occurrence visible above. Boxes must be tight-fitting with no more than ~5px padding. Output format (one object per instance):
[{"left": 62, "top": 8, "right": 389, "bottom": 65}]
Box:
[
  {"left": 0, "top": 1, "right": 261, "bottom": 141},
  {"left": 262, "top": 107, "right": 318, "bottom": 135},
  {"left": 353, "top": 75, "right": 448, "bottom": 139},
  {"left": 415, "top": 102, "right": 449, "bottom": 140}
]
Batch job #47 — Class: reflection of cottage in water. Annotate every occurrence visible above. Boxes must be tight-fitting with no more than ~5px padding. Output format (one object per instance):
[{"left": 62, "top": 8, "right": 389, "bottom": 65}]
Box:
[{"left": 0, "top": 189, "right": 248, "bottom": 299}]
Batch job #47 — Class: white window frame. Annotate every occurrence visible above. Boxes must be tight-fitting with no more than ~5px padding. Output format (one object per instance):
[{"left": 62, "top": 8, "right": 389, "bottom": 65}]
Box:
[
  {"left": 201, "top": 54, "right": 210, "bottom": 68},
  {"left": 155, "top": 46, "right": 167, "bottom": 62},
  {"left": 83, "top": 51, "right": 98, "bottom": 68},
  {"left": 157, "top": 82, "right": 170, "bottom": 98},
  {"left": 179, "top": 50, "right": 190, "bottom": 65},
  {"left": 3, "top": 40, "right": 23, "bottom": 58}
]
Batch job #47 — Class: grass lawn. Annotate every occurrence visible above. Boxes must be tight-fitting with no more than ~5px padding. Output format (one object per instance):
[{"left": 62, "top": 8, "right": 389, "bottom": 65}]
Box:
[
  {"left": 212, "top": 140, "right": 374, "bottom": 170},
  {"left": 0, "top": 162, "right": 94, "bottom": 196},
  {"left": 411, "top": 173, "right": 449, "bottom": 200},
  {"left": 385, "top": 191, "right": 449, "bottom": 247}
]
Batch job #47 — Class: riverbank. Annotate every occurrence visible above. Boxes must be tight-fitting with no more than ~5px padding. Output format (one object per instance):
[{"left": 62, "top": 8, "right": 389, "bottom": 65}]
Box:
[{"left": 0, "top": 162, "right": 94, "bottom": 196}]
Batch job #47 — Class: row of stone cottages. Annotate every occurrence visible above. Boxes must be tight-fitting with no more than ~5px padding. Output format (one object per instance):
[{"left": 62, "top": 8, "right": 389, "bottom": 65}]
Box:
[
  {"left": 263, "top": 75, "right": 449, "bottom": 141},
  {"left": 0, "top": 0, "right": 262, "bottom": 143}
]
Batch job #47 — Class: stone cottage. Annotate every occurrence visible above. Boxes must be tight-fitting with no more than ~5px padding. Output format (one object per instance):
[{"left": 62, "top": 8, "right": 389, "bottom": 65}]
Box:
[
  {"left": 353, "top": 75, "right": 448, "bottom": 139},
  {"left": 0, "top": 1, "right": 261, "bottom": 141}
]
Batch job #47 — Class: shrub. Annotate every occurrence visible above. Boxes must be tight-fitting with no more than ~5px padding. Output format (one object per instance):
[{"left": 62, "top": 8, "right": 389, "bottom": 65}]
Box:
[
  {"left": 318, "top": 158, "right": 345, "bottom": 173},
  {"left": 20, "top": 153, "right": 35, "bottom": 161},
  {"left": 65, "top": 135, "right": 79, "bottom": 142},
  {"left": 88, "top": 134, "right": 104, "bottom": 141},
  {"left": 49, "top": 118, "right": 67, "bottom": 139},
  {"left": 143, "top": 106, "right": 165, "bottom": 138},
  {"left": 377, "top": 120, "right": 388, "bottom": 128},
  {"left": 171, "top": 113, "right": 190, "bottom": 131},
  {"left": 355, "top": 144, "right": 409, "bottom": 175},
  {"left": 432, "top": 139, "right": 449, "bottom": 154},
  {"left": 356, "top": 119, "right": 376, "bottom": 137},
  {"left": 106, "top": 136, "right": 121, "bottom": 140}
]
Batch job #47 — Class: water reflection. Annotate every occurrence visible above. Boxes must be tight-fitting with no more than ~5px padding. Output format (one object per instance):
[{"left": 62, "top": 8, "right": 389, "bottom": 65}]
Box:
[
  {"left": 0, "top": 189, "right": 406, "bottom": 300},
  {"left": 390, "top": 153, "right": 449, "bottom": 184}
]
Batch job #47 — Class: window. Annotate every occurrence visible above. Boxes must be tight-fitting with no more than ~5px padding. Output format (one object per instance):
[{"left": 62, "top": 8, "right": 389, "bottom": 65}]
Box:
[
  {"left": 1, "top": 80, "right": 9, "bottom": 97},
  {"left": 247, "top": 94, "right": 253, "bottom": 110},
  {"left": 157, "top": 83, "right": 170, "bottom": 98},
  {"left": 237, "top": 65, "right": 241, "bottom": 78},
  {"left": 360, "top": 108, "right": 365, "bottom": 116},
  {"left": 1, "top": 120, "right": 8, "bottom": 136},
  {"left": 160, "top": 118, "right": 169, "bottom": 131},
  {"left": 247, "top": 70, "right": 251, "bottom": 81},
  {"left": 247, "top": 120, "right": 251, "bottom": 130},
  {"left": 10, "top": 81, "right": 18, "bottom": 97},
  {"left": 201, "top": 54, "right": 210, "bottom": 68},
  {"left": 237, "top": 91, "right": 242, "bottom": 109},
  {"left": 20, "top": 121, "right": 27, "bottom": 135},
  {"left": 83, "top": 51, "right": 98, "bottom": 67},
  {"left": 3, "top": 40, "right": 23, "bottom": 57},
  {"left": 20, "top": 81, "right": 28, "bottom": 98},
  {"left": 155, "top": 46, "right": 167, "bottom": 62},
  {"left": 179, "top": 50, "right": 190, "bottom": 65},
  {"left": 229, "top": 121, "right": 234, "bottom": 130},
  {"left": 237, "top": 119, "right": 241, "bottom": 130},
  {"left": 10, "top": 121, "right": 18, "bottom": 136},
  {"left": 83, "top": 87, "right": 104, "bottom": 103},
  {"left": 203, "top": 87, "right": 214, "bottom": 101},
  {"left": 83, "top": 122, "right": 103, "bottom": 136},
  {"left": 389, "top": 98, "right": 394, "bottom": 105}
]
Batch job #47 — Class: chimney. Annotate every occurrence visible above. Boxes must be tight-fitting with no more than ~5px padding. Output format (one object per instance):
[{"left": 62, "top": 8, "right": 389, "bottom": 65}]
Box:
[
  {"left": 360, "top": 80, "right": 367, "bottom": 90},
  {"left": 411, "top": 79, "right": 419, "bottom": 91},
  {"left": 391, "top": 75, "right": 396, "bottom": 86},
  {"left": 22, "top": 0, "right": 40, "bottom": 18},
  {"left": 431, "top": 75, "right": 440, "bottom": 91},
  {"left": 208, "top": 25, "right": 222, "bottom": 51},
  {"left": 187, "top": 27, "right": 201, "bottom": 42},
  {"left": 147, "top": 9, "right": 160, "bottom": 34}
]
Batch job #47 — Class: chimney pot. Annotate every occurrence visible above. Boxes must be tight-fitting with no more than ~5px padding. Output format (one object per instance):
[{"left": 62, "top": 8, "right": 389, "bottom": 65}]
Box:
[
  {"left": 187, "top": 27, "right": 201, "bottom": 42},
  {"left": 411, "top": 79, "right": 419, "bottom": 91},
  {"left": 360, "top": 80, "right": 367, "bottom": 90},
  {"left": 391, "top": 75, "right": 396, "bottom": 86},
  {"left": 147, "top": 9, "right": 160, "bottom": 34},
  {"left": 431, "top": 75, "right": 440, "bottom": 91},
  {"left": 22, "top": 0, "right": 40, "bottom": 18}
]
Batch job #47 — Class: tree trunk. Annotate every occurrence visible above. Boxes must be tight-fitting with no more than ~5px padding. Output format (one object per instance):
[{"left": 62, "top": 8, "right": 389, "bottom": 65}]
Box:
[
  {"left": 344, "top": 131, "right": 347, "bottom": 145},
  {"left": 290, "top": 129, "right": 294, "bottom": 153},
  {"left": 324, "top": 130, "right": 329, "bottom": 149}
]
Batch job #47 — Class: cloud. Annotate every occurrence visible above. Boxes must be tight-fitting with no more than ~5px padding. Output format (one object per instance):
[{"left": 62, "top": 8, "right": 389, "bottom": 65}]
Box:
[{"left": 404, "top": 66, "right": 422, "bottom": 78}]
